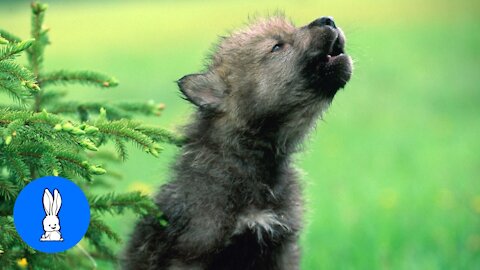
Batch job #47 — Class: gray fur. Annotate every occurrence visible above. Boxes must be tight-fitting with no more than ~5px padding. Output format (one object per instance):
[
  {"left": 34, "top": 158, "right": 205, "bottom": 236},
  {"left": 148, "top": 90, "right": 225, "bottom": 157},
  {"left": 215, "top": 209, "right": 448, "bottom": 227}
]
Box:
[{"left": 123, "top": 16, "right": 352, "bottom": 270}]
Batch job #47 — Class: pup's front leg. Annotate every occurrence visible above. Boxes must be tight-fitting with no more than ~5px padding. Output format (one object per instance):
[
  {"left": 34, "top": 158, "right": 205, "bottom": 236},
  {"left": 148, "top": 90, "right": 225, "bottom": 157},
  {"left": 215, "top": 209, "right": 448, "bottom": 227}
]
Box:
[
  {"left": 275, "top": 240, "right": 301, "bottom": 270},
  {"left": 171, "top": 209, "right": 234, "bottom": 264},
  {"left": 166, "top": 260, "right": 204, "bottom": 270}
]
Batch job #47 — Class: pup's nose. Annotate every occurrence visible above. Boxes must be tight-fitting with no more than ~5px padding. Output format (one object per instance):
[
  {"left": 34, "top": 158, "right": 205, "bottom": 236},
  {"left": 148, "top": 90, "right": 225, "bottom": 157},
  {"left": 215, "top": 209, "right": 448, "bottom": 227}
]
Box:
[{"left": 309, "top": 16, "right": 336, "bottom": 29}]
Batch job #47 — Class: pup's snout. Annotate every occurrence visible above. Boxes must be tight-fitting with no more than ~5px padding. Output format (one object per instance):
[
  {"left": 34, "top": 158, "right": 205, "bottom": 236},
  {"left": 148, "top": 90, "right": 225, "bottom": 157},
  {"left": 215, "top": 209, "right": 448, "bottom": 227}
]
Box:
[{"left": 309, "top": 16, "right": 336, "bottom": 29}]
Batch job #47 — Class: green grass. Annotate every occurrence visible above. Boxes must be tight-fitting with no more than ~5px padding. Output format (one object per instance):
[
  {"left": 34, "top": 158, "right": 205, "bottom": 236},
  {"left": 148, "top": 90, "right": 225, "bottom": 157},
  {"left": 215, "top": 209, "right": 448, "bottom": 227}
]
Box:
[{"left": 1, "top": 0, "right": 480, "bottom": 269}]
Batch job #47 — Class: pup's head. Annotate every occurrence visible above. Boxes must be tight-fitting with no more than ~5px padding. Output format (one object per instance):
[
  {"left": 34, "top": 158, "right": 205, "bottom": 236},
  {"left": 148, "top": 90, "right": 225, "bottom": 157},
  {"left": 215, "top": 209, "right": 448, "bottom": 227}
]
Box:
[{"left": 179, "top": 16, "right": 352, "bottom": 139}]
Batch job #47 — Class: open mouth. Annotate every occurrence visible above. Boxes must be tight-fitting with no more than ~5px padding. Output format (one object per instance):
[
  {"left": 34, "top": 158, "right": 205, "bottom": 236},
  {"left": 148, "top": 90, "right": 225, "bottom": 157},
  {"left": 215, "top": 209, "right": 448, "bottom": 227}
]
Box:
[
  {"left": 322, "top": 31, "right": 346, "bottom": 63},
  {"left": 302, "top": 22, "right": 353, "bottom": 97},
  {"left": 327, "top": 38, "right": 344, "bottom": 59},
  {"left": 307, "top": 28, "right": 352, "bottom": 97}
]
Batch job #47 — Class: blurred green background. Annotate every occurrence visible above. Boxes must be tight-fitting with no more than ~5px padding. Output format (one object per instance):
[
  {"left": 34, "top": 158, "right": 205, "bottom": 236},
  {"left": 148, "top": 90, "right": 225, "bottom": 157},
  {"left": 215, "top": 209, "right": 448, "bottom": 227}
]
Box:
[{"left": 1, "top": 0, "right": 479, "bottom": 269}]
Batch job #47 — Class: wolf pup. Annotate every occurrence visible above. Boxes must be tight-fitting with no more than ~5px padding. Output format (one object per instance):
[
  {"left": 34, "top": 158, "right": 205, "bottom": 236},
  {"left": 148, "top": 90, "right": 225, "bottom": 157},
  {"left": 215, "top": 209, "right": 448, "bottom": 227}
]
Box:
[{"left": 124, "top": 16, "right": 352, "bottom": 270}]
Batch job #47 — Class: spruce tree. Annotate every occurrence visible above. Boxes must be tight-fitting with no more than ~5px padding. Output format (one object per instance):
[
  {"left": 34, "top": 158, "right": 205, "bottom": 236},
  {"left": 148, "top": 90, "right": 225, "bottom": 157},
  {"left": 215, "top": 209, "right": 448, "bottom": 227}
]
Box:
[{"left": 0, "top": 2, "right": 179, "bottom": 269}]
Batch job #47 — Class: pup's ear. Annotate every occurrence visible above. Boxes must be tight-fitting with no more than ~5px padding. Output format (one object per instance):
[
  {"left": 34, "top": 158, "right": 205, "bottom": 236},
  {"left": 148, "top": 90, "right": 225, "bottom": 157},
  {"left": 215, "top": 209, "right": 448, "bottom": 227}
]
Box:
[{"left": 177, "top": 72, "right": 226, "bottom": 110}]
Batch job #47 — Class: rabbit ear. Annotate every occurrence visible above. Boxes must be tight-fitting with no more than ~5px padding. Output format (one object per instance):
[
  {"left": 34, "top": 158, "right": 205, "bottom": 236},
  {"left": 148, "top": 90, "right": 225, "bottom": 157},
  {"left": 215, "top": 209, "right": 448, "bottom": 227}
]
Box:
[
  {"left": 43, "top": 189, "right": 53, "bottom": 215},
  {"left": 52, "top": 189, "right": 62, "bottom": 216}
]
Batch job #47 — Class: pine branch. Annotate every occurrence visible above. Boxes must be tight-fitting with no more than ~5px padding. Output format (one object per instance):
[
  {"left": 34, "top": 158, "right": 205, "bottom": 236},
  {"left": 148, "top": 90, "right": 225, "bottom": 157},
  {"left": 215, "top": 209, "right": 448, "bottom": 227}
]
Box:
[
  {"left": 135, "top": 125, "right": 186, "bottom": 147},
  {"left": 0, "top": 109, "right": 63, "bottom": 129},
  {"left": 37, "top": 89, "right": 66, "bottom": 104},
  {"left": 0, "top": 112, "right": 108, "bottom": 181},
  {"left": 0, "top": 103, "right": 23, "bottom": 111},
  {"left": 26, "top": 252, "right": 68, "bottom": 270},
  {"left": 37, "top": 150, "right": 60, "bottom": 177},
  {"left": 45, "top": 100, "right": 165, "bottom": 120},
  {"left": 3, "top": 119, "right": 25, "bottom": 138},
  {"left": 114, "top": 138, "right": 128, "bottom": 161},
  {"left": 0, "top": 216, "right": 33, "bottom": 252},
  {"left": 0, "top": 29, "right": 22, "bottom": 43},
  {"left": 84, "top": 215, "right": 120, "bottom": 259},
  {"left": 46, "top": 101, "right": 131, "bottom": 120},
  {"left": 115, "top": 101, "right": 166, "bottom": 116},
  {"left": 0, "top": 109, "right": 178, "bottom": 177},
  {"left": 0, "top": 178, "right": 18, "bottom": 201},
  {"left": 0, "top": 40, "right": 38, "bottom": 103},
  {"left": 0, "top": 2, "right": 179, "bottom": 267},
  {"left": 0, "top": 79, "right": 31, "bottom": 103},
  {"left": 0, "top": 39, "right": 35, "bottom": 61},
  {"left": 89, "top": 191, "right": 158, "bottom": 216},
  {"left": 89, "top": 218, "right": 124, "bottom": 244},
  {"left": 28, "top": 1, "right": 49, "bottom": 76},
  {"left": 13, "top": 148, "right": 103, "bottom": 182},
  {"left": 89, "top": 150, "right": 122, "bottom": 164},
  {"left": 48, "top": 151, "right": 99, "bottom": 181},
  {"left": 93, "top": 119, "right": 163, "bottom": 157},
  {"left": 41, "top": 70, "right": 119, "bottom": 88},
  {"left": 29, "top": 1, "right": 49, "bottom": 113},
  {"left": 3, "top": 152, "right": 30, "bottom": 185},
  {"left": 0, "top": 61, "right": 38, "bottom": 90}
]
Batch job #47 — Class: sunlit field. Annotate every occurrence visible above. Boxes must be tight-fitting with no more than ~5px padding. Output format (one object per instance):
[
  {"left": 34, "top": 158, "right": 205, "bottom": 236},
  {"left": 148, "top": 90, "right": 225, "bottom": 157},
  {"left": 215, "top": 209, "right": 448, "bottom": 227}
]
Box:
[{"left": 1, "top": 0, "right": 479, "bottom": 269}]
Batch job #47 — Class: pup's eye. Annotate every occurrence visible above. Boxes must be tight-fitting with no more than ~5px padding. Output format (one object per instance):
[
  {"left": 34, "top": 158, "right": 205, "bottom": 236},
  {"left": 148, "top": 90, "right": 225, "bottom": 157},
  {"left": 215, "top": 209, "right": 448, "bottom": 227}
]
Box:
[{"left": 271, "top": 43, "right": 284, "bottom": 52}]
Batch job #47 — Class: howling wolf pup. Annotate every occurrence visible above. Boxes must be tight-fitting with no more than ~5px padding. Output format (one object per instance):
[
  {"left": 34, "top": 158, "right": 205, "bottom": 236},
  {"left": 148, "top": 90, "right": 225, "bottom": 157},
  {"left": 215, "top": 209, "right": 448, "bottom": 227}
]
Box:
[{"left": 124, "top": 15, "right": 353, "bottom": 270}]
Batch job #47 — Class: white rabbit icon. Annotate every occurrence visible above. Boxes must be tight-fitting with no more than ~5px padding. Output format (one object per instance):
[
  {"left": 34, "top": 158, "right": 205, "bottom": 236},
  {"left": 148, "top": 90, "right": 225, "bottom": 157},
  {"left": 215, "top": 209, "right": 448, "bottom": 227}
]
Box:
[{"left": 40, "top": 188, "right": 63, "bottom": 241}]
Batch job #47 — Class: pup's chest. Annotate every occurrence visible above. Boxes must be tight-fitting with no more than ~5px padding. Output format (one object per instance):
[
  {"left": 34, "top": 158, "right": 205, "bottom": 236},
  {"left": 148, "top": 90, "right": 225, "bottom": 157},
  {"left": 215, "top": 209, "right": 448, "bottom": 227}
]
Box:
[{"left": 232, "top": 209, "right": 291, "bottom": 243}]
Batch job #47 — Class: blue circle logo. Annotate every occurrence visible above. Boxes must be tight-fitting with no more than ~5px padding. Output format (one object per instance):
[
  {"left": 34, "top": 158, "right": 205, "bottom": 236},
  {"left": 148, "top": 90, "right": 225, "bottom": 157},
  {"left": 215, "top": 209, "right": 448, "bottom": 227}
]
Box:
[{"left": 13, "top": 176, "right": 90, "bottom": 253}]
